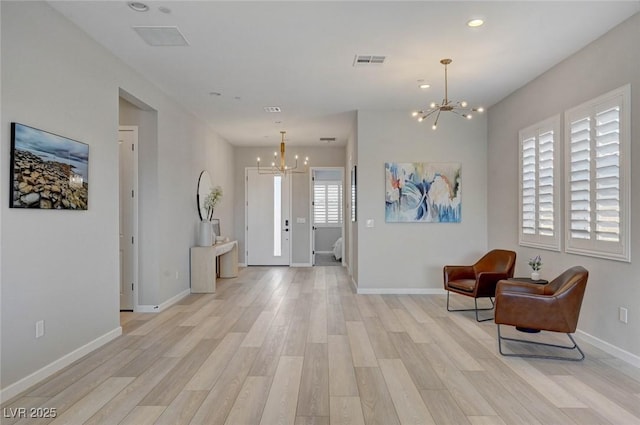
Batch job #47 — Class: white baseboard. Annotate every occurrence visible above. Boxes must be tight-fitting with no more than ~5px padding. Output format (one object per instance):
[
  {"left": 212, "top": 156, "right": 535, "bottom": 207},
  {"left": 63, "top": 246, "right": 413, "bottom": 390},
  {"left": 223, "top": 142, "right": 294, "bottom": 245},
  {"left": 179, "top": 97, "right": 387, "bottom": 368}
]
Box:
[
  {"left": 0, "top": 327, "right": 122, "bottom": 404},
  {"left": 357, "top": 287, "right": 446, "bottom": 295},
  {"left": 135, "top": 288, "right": 190, "bottom": 313},
  {"left": 291, "top": 263, "right": 313, "bottom": 267},
  {"left": 350, "top": 276, "right": 358, "bottom": 293},
  {"left": 576, "top": 329, "right": 640, "bottom": 368},
  {"left": 136, "top": 304, "right": 161, "bottom": 313}
]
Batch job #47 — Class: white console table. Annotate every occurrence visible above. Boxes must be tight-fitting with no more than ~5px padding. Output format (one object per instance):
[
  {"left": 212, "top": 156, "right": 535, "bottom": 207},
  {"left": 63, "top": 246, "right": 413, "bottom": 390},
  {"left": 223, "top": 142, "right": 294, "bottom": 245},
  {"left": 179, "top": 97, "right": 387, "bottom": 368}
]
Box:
[{"left": 190, "top": 240, "right": 238, "bottom": 293}]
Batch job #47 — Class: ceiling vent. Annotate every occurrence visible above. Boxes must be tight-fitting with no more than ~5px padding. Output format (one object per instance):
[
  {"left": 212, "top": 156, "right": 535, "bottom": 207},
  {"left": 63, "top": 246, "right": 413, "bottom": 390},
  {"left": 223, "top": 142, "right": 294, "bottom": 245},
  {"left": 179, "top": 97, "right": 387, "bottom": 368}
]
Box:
[
  {"left": 353, "top": 55, "right": 386, "bottom": 66},
  {"left": 263, "top": 106, "right": 282, "bottom": 113},
  {"left": 133, "top": 26, "right": 189, "bottom": 46},
  {"left": 320, "top": 137, "right": 336, "bottom": 143}
]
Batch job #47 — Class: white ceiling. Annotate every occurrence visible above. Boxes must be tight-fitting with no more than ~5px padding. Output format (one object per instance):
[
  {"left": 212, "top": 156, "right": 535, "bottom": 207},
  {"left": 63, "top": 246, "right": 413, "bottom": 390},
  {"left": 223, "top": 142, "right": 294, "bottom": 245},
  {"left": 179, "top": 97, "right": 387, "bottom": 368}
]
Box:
[{"left": 49, "top": 1, "right": 640, "bottom": 147}]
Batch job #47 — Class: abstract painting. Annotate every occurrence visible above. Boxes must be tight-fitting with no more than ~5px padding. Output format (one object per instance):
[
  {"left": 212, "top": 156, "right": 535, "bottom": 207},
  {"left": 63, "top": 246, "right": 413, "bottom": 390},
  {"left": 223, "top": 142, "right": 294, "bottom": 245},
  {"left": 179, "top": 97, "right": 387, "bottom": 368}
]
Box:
[
  {"left": 10, "top": 122, "right": 89, "bottom": 209},
  {"left": 385, "top": 162, "right": 461, "bottom": 222}
]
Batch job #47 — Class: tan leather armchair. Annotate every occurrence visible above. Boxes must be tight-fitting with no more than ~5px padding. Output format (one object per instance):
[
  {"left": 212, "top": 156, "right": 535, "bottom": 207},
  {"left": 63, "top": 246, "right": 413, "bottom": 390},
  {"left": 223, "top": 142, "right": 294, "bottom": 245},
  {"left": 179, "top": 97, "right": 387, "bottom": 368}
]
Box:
[
  {"left": 494, "top": 266, "right": 588, "bottom": 361},
  {"left": 443, "top": 249, "right": 516, "bottom": 321}
]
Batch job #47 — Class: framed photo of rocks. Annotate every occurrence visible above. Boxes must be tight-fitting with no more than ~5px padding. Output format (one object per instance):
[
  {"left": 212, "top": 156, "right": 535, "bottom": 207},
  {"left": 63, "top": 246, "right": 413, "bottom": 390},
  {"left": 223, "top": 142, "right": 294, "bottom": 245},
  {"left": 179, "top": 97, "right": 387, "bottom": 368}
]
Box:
[{"left": 10, "top": 123, "right": 89, "bottom": 210}]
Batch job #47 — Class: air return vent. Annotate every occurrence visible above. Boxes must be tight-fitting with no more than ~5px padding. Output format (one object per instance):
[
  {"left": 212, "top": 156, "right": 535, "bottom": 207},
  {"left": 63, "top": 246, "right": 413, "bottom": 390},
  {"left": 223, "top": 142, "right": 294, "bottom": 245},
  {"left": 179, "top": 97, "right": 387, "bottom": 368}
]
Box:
[
  {"left": 353, "top": 55, "right": 386, "bottom": 66},
  {"left": 133, "top": 26, "right": 189, "bottom": 46}
]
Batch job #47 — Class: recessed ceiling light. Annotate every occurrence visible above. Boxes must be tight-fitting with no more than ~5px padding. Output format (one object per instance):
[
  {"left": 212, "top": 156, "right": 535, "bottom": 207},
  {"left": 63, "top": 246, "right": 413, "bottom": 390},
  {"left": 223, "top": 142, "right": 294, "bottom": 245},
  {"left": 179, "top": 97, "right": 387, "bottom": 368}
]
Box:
[
  {"left": 128, "top": 2, "right": 149, "bottom": 12},
  {"left": 419, "top": 84, "right": 431, "bottom": 89},
  {"left": 467, "top": 18, "right": 484, "bottom": 28}
]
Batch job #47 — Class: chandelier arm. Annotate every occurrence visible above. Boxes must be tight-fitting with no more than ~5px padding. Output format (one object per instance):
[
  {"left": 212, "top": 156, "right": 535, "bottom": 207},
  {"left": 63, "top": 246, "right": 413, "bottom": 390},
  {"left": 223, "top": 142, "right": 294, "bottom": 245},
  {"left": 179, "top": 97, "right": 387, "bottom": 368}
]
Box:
[
  {"left": 422, "top": 109, "right": 440, "bottom": 118},
  {"left": 433, "top": 109, "right": 442, "bottom": 128}
]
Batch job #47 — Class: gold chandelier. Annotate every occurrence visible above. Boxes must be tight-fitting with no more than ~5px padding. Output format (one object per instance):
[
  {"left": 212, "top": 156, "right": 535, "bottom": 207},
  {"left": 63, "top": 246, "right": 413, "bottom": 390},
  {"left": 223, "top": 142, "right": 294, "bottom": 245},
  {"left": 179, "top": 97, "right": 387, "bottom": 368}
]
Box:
[
  {"left": 257, "top": 131, "right": 309, "bottom": 175},
  {"left": 412, "top": 58, "right": 484, "bottom": 130}
]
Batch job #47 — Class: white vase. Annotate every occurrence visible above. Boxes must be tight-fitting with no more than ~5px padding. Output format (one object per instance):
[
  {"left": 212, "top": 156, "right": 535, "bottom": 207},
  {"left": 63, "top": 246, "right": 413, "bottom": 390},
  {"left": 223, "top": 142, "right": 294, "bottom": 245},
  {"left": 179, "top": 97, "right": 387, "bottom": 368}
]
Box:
[
  {"left": 531, "top": 271, "right": 540, "bottom": 281},
  {"left": 198, "top": 220, "right": 213, "bottom": 246}
]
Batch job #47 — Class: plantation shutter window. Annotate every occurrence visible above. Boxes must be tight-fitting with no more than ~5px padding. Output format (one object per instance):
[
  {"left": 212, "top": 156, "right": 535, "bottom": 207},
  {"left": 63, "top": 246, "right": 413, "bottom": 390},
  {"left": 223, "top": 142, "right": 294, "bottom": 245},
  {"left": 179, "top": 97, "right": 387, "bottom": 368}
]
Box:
[
  {"left": 314, "top": 181, "right": 343, "bottom": 226},
  {"left": 518, "top": 115, "right": 561, "bottom": 251},
  {"left": 564, "top": 85, "right": 630, "bottom": 262}
]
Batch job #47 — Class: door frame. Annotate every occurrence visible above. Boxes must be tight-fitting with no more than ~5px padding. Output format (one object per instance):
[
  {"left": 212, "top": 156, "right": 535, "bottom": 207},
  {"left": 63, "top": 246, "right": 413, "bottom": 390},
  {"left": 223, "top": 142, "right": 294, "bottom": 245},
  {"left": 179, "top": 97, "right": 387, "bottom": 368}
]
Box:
[
  {"left": 309, "top": 167, "right": 345, "bottom": 266},
  {"left": 119, "top": 125, "right": 139, "bottom": 311},
  {"left": 244, "top": 167, "right": 293, "bottom": 266}
]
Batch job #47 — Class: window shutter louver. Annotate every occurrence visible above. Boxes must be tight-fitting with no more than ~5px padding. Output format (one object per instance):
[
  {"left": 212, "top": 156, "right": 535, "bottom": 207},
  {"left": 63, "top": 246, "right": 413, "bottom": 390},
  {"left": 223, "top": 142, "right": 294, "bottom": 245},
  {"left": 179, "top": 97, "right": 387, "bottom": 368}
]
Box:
[
  {"left": 521, "top": 136, "right": 537, "bottom": 235},
  {"left": 537, "top": 130, "right": 555, "bottom": 237},
  {"left": 595, "top": 106, "right": 620, "bottom": 242},
  {"left": 569, "top": 117, "right": 591, "bottom": 240},
  {"left": 314, "top": 185, "right": 327, "bottom": 224}
]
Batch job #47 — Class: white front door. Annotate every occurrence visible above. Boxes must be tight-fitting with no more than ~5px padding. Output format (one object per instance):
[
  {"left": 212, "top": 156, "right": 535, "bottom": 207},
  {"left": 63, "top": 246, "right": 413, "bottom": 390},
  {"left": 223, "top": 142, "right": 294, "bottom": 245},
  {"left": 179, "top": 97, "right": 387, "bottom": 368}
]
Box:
[
  {"left": 246, "top": 169, "right": 291, "bottom": 265},
  {"left": 119, "top": 127, "right": 137, "bottom": 310}
]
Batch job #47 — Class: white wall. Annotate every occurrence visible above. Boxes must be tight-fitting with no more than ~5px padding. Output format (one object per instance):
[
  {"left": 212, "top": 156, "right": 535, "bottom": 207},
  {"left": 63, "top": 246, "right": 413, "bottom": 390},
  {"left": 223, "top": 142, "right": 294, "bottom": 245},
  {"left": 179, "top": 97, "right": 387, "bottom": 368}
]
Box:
[
  {"left": 487, "top": 13, "right": 640, "bottom": 360},
  {"left": 1, "top": 1, "right": 234, "bottom": 397},
  {"left": 234, "top": 145, "right": 345, "bottom": 265},
  {"left": 356, "top": 110, "right": 488, "bottom": 291}
]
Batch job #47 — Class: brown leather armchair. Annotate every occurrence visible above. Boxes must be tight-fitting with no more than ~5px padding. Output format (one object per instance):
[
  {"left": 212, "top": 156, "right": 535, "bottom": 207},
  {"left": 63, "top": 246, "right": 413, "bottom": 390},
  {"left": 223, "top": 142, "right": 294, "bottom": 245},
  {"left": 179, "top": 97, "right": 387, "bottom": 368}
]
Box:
[
  {"left": 443, "top": 249, "right": 516, "bottom": 321},
  {"left": 494, "top": 266, "right": 588, "bottom": 361}
]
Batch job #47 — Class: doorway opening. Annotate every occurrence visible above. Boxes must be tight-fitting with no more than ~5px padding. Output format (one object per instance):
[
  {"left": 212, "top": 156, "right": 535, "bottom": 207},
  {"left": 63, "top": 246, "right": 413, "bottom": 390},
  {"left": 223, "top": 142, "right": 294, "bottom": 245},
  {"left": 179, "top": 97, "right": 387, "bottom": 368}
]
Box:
[{"left": 311, "top": 167, "right": 344, "bottom": 266}]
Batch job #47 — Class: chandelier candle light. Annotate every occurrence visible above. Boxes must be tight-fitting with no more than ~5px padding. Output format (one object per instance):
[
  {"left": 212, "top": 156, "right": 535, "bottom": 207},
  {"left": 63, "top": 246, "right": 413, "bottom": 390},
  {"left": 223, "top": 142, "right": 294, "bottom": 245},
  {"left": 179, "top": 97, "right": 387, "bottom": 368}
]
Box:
[
  {"left": 257, "top": 131, "right": 309, "bottom": 175},
  {"left": 412, "top": 58, "right": 484, "bottom": 130}
]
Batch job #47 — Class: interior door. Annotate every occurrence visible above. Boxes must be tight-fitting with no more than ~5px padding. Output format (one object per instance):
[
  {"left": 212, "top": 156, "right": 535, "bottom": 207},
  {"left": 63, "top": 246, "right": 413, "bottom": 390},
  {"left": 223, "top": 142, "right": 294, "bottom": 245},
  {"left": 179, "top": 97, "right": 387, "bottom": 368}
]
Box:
[
  {"left": 118, "top": 128, "right": 136, "bottom": 310},
  {"left": 246, "top": 168, "right": 291, "bottom": 265}
]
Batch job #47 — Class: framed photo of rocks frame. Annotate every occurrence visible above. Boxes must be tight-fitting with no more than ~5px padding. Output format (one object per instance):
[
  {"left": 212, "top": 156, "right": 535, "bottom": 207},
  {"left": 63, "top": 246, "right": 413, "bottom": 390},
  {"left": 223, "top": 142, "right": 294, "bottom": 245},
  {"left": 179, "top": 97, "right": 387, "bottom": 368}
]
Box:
[{"left": 10, "top": 122, "right": 89, "bottom": 210}]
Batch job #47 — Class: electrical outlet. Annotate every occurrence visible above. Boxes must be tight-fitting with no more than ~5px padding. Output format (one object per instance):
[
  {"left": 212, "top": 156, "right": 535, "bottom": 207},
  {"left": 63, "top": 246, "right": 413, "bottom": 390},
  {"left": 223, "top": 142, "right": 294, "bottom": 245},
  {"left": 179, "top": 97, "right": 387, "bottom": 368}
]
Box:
[
  {"left": 35, "top": 320, "right": 45, "bottom": 338},
  {"left": 619, "top": 307, "right": 628, "bottom": 324},
  {"left": 366, "top": 219, "right": 375, "bottom": 228}
]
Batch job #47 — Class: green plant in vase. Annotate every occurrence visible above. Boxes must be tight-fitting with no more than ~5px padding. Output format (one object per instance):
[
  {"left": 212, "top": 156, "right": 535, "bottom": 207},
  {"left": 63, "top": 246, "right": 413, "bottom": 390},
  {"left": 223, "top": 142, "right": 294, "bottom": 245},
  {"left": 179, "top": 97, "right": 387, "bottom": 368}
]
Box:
[
  {"left": 528, "top": 255, "right": 542, "bottom": 280},
  {"left": 204, "top": 186, "right": 223, "bottom": 221}
]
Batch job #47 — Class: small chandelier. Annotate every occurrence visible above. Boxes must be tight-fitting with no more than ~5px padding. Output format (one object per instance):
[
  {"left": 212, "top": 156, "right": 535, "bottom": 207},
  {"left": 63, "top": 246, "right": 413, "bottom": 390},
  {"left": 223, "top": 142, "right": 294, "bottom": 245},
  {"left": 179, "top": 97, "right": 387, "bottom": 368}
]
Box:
[
  {"left": 257, "top": 131, "right": 309, "bottom": 175},
  {"left": 412, "top": 58, "right": 484, "bottom": 130}
]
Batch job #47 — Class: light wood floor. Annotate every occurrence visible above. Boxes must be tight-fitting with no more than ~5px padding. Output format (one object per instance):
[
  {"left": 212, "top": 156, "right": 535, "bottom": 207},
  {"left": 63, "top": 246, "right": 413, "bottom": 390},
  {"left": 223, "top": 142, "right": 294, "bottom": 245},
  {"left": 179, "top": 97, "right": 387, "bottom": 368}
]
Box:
[{"left": 4, "top": 266, "right": 640, "bottom": 425}]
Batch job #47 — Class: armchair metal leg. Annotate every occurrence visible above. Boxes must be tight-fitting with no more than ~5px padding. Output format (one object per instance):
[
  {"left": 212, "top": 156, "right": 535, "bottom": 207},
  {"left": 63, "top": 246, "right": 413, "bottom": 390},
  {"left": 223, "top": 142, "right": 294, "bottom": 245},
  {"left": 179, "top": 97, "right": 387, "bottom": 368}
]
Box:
[
  {"left": 497, "top": 324, "right": 585, "bottom": 361},
  {"left": 446, "top": 291, "right": 495, "bottom": 322}
]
